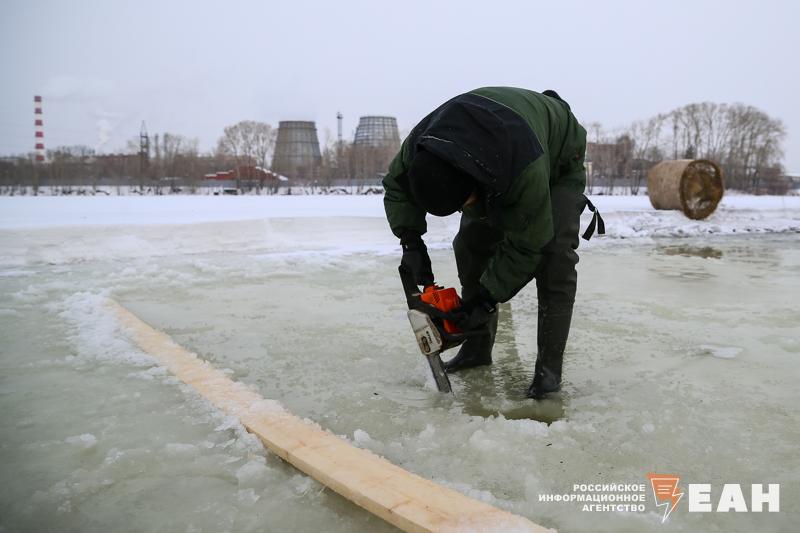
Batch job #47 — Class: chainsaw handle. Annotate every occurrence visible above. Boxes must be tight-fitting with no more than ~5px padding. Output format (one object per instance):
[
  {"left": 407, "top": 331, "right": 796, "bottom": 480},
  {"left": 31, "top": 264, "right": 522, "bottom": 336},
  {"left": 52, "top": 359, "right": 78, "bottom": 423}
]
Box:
[
  {"left": 401, "top": 265, "right": 470, "bottom": 323},
  {"left": 400, "top": 265, "right": 482, "bottom": 353},
  {"left": 399, "top": 265, "right": 436, "bottom": 306},
  {"left": 399, "top": 265, "right": 418, "bottom": 299}
]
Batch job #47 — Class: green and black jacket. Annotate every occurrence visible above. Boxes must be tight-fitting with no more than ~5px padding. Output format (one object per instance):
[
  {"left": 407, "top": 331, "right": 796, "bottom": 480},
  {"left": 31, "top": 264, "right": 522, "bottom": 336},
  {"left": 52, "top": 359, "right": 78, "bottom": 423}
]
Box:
[{"left": 383, "top": 86, "right": 587, "bottom": 303}]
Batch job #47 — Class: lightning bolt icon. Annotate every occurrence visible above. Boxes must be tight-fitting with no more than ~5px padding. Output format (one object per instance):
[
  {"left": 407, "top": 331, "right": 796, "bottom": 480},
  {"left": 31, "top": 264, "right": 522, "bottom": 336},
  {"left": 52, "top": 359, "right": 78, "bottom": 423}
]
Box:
[{"left": 647, "top": 473, "right": 683, "bottom": 523}]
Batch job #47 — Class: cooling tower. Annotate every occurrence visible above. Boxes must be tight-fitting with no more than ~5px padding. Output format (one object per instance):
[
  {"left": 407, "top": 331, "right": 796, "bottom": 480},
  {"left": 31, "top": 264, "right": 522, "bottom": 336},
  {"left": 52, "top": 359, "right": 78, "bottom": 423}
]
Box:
[
  {"left": 353, "top": 116, "right": 401, "bottom": 148},
  {"left": 271, "top": 121, "right": 322, "bottom": 180},
  {"left": 351, "top": 116, "right": 400, "bottom": 182}
]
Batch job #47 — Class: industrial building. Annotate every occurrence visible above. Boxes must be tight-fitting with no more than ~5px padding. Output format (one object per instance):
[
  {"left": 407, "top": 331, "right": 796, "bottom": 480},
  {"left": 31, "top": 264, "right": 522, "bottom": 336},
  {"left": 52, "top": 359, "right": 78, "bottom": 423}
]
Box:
[
  {"left": 351, "top": 116, "right": 400, "bottom": 182},
  {"left": 271, "top": 121, "right": 322, "bottom": 181}
]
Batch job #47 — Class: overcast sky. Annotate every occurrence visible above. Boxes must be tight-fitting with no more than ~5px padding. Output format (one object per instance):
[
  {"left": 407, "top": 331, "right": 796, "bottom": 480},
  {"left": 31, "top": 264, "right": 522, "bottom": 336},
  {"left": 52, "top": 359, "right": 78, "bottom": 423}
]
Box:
[{"left": 2, "top": 0, "right": 798, "bottom": 172}]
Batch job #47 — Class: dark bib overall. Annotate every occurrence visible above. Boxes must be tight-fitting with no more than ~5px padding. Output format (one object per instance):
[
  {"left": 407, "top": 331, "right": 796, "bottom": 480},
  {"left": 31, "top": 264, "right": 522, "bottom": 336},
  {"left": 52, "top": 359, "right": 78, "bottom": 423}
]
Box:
[{"left": 451, "top": 188, "right": 602, "bottom": 396}]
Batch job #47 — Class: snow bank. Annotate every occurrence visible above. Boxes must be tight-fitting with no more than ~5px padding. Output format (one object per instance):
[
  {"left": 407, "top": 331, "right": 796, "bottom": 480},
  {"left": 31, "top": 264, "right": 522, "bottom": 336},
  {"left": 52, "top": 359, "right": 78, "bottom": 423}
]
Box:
[
  {"left": 593, "top": 196, "right": 800, "bottom": 239},
  {"left": 0, "top": 194, "right": 797, "bottom": 242},
  {"left": 0, "top": 196, "right": 384, "bottom": 229}
]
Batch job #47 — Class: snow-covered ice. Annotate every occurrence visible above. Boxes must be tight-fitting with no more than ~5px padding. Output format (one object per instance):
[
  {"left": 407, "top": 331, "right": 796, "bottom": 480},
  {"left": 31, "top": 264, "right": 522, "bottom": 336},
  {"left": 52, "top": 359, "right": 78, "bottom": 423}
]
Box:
[
  {"left": 0, "top": 195, "right": 797, "bottom": 532},
  {"left": 1, "top": 193, "right": 799, "bottom": 235}
]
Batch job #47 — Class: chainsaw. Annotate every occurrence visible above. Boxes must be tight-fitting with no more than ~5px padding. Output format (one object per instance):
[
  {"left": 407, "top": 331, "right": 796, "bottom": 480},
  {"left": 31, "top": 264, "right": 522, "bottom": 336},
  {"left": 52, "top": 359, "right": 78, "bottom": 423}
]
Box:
[{"left": 399, "top": 265, "right": 468, "bottom": 393}]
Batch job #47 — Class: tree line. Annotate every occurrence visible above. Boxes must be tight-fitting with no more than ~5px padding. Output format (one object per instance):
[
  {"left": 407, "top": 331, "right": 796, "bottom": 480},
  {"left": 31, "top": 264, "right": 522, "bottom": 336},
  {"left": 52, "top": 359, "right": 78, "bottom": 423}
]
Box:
[
  {"left": 0, "top": 118, "right": 398, "bottom": 194},
  {"left": 0, "top": 101, "right": 791, "bottom": 195},
  {"left": 586, "top": 101, "right": 788, "bottom": 195}
]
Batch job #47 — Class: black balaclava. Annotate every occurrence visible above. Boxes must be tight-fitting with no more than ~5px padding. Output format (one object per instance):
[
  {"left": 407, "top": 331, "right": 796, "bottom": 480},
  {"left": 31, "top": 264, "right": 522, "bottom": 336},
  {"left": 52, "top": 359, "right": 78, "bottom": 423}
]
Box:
[{"left": 407, "top": 150, "right": 475, "bottom": 216}]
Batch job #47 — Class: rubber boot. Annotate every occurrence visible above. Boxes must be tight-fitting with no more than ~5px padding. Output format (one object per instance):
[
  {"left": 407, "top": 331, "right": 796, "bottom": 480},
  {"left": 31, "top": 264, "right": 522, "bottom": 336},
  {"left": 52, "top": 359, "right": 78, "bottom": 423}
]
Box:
[
  {"left": 443, "top": 310, "right": 498, "bottom": 373},
  {"left": 526, "top": 304, "right": 572, "bottom": 399}
]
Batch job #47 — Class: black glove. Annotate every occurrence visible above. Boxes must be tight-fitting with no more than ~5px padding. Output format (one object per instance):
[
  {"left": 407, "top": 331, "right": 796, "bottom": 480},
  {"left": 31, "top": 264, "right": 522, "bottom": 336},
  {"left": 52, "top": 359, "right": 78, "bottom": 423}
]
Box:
[
  {"left": 450, "top": 285, "right": 497, "bottom": 331},
  {"left": 400, "top": 232, "right": 434, "bottom": 287}
]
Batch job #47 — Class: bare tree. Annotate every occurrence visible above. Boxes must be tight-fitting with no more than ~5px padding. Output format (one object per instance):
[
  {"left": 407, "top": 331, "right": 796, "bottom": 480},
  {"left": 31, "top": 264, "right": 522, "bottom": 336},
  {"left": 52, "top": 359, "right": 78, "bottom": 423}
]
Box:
[
  {"left": 217, "top": 120, "right": 276, "bottom": 170},
  {"left": 350, "top": 143, "right": 396, "bottom": 191},
  {"left": 585, "top": 123, "right": 619, "bottom": 194},
  {"left": 252, "top": 123, "right": 276, "bottom": 169},
  {"left": 584, "top": 122, "right": 605, "bottom": 194},
  {"left": 162, "top": 134, "right": 198, "bottom": 175},
  {"left": 318, "top": 129, "right": 352, "bottom": 190},
  {"left": 626, "top": 114, "right": 666, "bottom": 194},
  {"left": 665, "top": 102, "right": 785, "bottom": 192},
  {"left": 46, "top": 145, "right": 95, "bottom": 193},
  {"left": 586, "top": 121, "right": 604, "bottom": 144}
]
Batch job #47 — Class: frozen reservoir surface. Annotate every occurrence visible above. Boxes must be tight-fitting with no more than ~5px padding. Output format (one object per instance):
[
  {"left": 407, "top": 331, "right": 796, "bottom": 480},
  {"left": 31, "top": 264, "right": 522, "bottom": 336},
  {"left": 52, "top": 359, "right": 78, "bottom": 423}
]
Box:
[{"left": 0, "top": 195, "right": 798, "bottom": 532}]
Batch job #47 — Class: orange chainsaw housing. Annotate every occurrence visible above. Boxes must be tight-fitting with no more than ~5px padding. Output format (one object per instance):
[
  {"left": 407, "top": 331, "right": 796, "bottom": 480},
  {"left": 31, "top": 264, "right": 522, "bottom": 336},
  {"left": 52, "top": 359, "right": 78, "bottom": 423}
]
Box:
[{"left": 421, "top": 286, "right": 462, "bottom": 334}]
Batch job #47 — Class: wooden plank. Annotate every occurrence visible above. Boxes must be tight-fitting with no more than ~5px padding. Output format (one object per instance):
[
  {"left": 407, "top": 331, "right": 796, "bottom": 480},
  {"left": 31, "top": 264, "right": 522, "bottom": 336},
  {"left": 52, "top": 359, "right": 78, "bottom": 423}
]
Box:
[{"left": 108, "top": 299, "right": 553, "bottom": 533}]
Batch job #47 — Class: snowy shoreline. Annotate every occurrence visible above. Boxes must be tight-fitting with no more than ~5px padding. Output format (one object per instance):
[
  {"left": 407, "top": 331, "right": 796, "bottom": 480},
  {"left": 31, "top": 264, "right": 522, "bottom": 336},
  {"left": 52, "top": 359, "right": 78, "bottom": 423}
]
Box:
[{"left": 1, "top": 194, "right": 798, "bottom": 240}]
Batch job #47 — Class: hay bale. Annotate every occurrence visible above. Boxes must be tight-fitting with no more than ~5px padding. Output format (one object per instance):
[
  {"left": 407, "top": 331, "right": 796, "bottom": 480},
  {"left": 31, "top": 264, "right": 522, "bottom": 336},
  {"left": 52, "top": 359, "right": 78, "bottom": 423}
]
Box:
[{"left": 647, "top": 159, "right": 724, "bottom": 220}]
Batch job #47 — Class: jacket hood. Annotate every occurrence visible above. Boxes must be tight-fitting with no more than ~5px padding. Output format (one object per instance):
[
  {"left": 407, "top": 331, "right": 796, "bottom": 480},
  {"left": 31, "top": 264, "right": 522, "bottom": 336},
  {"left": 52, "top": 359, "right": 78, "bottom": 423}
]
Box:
[{"left": 406, "top": 93, "right": 543, "bottom": 195}]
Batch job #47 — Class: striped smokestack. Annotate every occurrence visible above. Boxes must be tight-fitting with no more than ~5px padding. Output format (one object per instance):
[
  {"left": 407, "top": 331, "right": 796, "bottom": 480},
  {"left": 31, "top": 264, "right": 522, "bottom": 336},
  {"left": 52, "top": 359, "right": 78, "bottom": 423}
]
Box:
[{"left": 34, "top": 95, "right": 44, "bottom": 162}]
